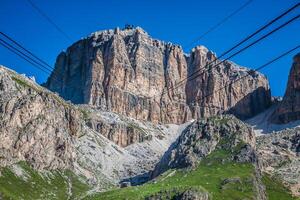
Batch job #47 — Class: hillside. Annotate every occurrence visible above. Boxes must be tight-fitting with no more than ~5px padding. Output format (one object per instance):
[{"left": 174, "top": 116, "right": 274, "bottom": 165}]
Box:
[{"left": 0, "top": 27, "right": 299, "bottom": 200}]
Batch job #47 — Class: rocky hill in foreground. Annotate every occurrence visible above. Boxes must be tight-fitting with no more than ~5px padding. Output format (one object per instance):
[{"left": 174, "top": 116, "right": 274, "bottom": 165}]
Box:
[
  {"left": 44, "top": 27, "right": 271, "bottom": 124},
  {"left": 87, "top": 115, "right": 297, "bottom": 200}
]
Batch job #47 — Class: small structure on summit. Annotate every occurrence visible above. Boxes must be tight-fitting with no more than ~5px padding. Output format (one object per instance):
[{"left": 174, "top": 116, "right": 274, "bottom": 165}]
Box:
[{"left": 124, "top": 24, "right": 134, "bottom": 30}]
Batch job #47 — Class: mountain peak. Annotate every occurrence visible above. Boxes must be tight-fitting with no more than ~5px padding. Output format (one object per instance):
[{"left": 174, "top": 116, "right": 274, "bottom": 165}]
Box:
[
  {"left": 89, "top": 26, "right": 148, "bottom": 39},
  {"left": 271, "top": 52, "right": 300, "bottom": 124},
  {"left": 45, "top": 26, "right": 271, "bottom": 124}
]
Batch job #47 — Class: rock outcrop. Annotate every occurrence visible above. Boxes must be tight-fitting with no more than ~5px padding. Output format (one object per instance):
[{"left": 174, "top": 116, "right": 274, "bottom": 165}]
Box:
[
  {"left": 271, "top": 53, "right": 300, "bottom": 123},
  {"left": 151, "top": 115, "right": 257, "bottom": 177},
  {"left": 44, "top": 27, "right": 271, "bottom": 124},
  {"left": 150, "top": 115, "right": 267, "bottom": 200},
  {"left": 257, "top": 128, "right": 300, "bottom": 196},
  {"left": 145, "top": 188, "right": 210, "bottom": 200},
  {"left": 0, "top": 65, "right": 191, "bottom": 188},
  {"left": 82, "top": 105, "right": 153, "bottom": 147},
  {"left": 0, "top": 66, "right": 84, "bottom": 170}
]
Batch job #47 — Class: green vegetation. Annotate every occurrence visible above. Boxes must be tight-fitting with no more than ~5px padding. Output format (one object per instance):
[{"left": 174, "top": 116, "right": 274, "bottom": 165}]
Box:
[
  {"left": 79, "top": 108, "right": 91, "bottom": 121},
  {"left": 85, "top": 145, "right": 297, "bottom": 200},
  {"left": 127, "top": 122, "right": 149, "bottom": 138},
  {"left": 263, "top": 175, "right": 296, "bottom": 200},
  {"left": 0, "top": 162, "right": 90, "bottom": 200},
  {"left": 11, "top": 75, "right": 41, "bottom": 93},
  {"left": 85, "top": 149, "right": 256, "bottom": 200},
  {"left": 210, "top": 115, "right": 230, "bottom": 124},
  {"left": 11, "top": 74, "right": 71, "bottom": 108}
]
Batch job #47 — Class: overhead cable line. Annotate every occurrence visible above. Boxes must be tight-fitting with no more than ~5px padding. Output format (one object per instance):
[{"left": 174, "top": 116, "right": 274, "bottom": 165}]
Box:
[
  {"left": 0, "top": 32, "right": 55, "bottom": 71},
  {"left": 26, "top": 0, "right": 72, "bottom": 42},
  {"left": 167, "top": 44, "right": 300, "bottom": 114},
  {"left": 0, "top": 40, "right": 51, "bottom": 75},
  {"left": 185, "top": 0, "right": 254, "bottom": 49},
  {"left": 0, "top": 34, "right": 62, "bottom": 84},
  {"left": 158, "top": 3, "right": 300, "bottom": 98},
  {"left": 0, "top": 38, "right": 53, "bottom": 73}
]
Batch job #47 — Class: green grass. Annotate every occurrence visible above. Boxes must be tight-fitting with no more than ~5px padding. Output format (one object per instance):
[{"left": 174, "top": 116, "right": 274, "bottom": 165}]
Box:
[
  {"left": 127, "top": 122, "right": 151, "bottom": 140},
  {"left": 85, "top": 149, "right": 257, "bottom": 200},
  {"left": 11, "top": 76, "right": 41, "bottom": 93},
  {"left": 80, "top": 108, "right": 91, "bottom": 121},
  {"left": 263, "top": 175, "right": 296, "bottom": 200},
  {"left": 85, "top": 145, "right": 298, "bottom": 200},
  {"left": 0, "top": 162, "right": 90, "bottom": 200},
  {"left": 11, "top": 74, "right": 71, "bottom": 109}
]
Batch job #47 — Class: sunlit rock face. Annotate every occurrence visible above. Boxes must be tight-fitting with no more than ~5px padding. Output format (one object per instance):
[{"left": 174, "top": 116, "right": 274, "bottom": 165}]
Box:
[
  {"left": 270, "top": 53, "right": 300, "bottom": 124},
  {"left": 45, "top": 27, "right": 271, "bottom": 124},
  {"left": 0, "top": 66, "right": 84, "bottom": 170}
]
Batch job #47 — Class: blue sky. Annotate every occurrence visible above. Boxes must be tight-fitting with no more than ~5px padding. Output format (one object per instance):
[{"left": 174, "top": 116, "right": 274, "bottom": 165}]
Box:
[{"left": 0, "top": 0, "right": 299, "bottom": 96}]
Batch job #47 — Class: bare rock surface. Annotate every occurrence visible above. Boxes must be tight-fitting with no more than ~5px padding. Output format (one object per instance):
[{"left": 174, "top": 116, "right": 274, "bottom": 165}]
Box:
[
  {"left": 271, "top": 53, "right": 300, "bottom": 124},
  {"left": 257, "top": 128, "right": 300, "bottom": 196},
  {"left": 45, "top": 27, "right": 271, "bottom": 124},
  {"left": 151, "top": 115, "right": 257, "bottom": 177},
  {"left": 0, "top": 65, "right": 192, "bottom": 190},
  {"left": 75, "top": 115, "right": 192, "bottom": 188},
  {"left": 0, "top": 66, "right": 83, "bottom": 170},
  {"left": 246, "top": 104, "right": 300, "bottom": 135}
]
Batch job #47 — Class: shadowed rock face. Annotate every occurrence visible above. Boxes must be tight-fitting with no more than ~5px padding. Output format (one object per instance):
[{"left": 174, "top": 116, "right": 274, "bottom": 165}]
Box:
[
  {"left": 271, "top": 53, "right": 300, "bottom": 124},
  {"left": 45, "top": 27, "right": 271, "bottom": 124}
]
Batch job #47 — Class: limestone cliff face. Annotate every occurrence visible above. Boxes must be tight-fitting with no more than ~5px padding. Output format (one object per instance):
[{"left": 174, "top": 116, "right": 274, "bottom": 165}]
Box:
[
  {"left": 45, "top": 27, "right": 271, "bottom": 124},
  {"left": 0, "top": 66, "right": 84, "bottom": 170},
  {"left": 186, "top": 47, "right": 271, "bottom": 120},
  {"left": 270, "top": 53, "right": 300, "bottom": 124}
]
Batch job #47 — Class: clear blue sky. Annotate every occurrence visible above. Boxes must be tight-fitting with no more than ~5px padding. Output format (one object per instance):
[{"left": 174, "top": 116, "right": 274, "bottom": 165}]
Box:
[{"left": 0, "top": 0, "right": 299, "bottom": 96}]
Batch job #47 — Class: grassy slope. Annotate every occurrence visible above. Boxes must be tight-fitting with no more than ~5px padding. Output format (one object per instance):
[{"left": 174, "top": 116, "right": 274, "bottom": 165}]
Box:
[
  {"left": 85, "top": 148, "right": 296, "bottom": 200},
  {"left": 85, "top": 149, "right": 255, "bottom": 200},
  {"left": 263, "top": 175, "right": 298, "bottom": 200},
  {"left": 0, "top": 162, "right": 90, "bottom": 200}
]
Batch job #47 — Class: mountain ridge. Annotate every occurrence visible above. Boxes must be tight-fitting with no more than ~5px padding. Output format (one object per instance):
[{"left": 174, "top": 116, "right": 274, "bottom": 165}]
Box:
[
  {"left": 44, "top": 26, "right": 271, "bottom": 124},
  {"left": 0, "top": 27, "right": 299, "bottom": 199}
]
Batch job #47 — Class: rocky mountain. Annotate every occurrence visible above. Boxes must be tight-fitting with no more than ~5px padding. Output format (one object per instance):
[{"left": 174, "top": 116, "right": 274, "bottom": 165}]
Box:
[
  {"left": 0, "top": 66, "right": 82, "bottom": 171},
  {"left": 257, "top": 128, "right": 300, "bottom": 196},
  {"left": 0, "top": 27, "right": 299, "bottom": 200},
  {"left": 271, "top": 53, "right": 300, "bottom": 124},
  {"left": 0, "top": 63, "right": 296, "bottom": 199},
  {"left": 0, "top": 65, "right": 190, "bottom": 191},
  {"left": 151, "top": 115, "right": 257, "bottom": 178},
  {"left": 89, "top": 115, "right": 296, "bottom": 200},
  {"left": 44, "top": 27, "right": 271, "bottom": 124}
]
